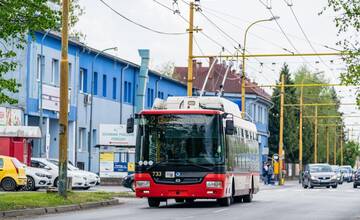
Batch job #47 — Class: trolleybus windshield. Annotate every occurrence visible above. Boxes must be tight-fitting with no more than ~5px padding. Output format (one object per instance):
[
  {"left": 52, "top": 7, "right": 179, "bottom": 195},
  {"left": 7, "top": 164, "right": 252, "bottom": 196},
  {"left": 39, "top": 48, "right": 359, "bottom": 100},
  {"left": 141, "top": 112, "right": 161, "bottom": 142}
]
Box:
[{"left": 136, "top": 114, "right": 224, "bottom": 166}]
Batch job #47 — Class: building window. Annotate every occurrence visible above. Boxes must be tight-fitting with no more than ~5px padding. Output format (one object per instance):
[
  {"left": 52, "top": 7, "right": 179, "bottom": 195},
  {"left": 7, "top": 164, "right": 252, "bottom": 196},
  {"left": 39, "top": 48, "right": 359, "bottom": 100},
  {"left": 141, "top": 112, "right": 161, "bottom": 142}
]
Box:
[
  {"left": 158, "top": 91, "right": 164, "bottom": 99},
  {"left": 167, "top": 94, "right": 173, "bottom": 98},
  {"left": 124, "top": 81, "right": 132, "bottom": 103},
  {"left": 51, "top": 59, "right": 59, "bottom": 85},
  {"left": 112, "top": 77, "right": 117, "bottom": 99},
  {"left": 36, "top": 55, "right": 44, "bottom": 81},
  {"left": 147, "top": 88, "right": 154, "bottom": 107},
  {"left": 80, "top": 68, "right": 87, "bottom": 93},
  {"left": 93, "top": 72, "right": 98, "bottom": 95},
  {"left": 102, "top": 74, "right": 107, "bottom": 97},
  {"left": 79, "top": 127, "right": 86, "bottom": 151}
]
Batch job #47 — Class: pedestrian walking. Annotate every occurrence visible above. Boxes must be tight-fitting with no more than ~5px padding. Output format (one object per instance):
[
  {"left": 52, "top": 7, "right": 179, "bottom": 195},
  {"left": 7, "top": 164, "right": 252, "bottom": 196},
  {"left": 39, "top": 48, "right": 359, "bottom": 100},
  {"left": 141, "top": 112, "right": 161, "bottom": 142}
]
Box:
[
  {"left": 268, "top": 163, "right": 274, "bottom": 185},
  {"left": 263, "top": 162, "right": 269, "bottom": 184}
]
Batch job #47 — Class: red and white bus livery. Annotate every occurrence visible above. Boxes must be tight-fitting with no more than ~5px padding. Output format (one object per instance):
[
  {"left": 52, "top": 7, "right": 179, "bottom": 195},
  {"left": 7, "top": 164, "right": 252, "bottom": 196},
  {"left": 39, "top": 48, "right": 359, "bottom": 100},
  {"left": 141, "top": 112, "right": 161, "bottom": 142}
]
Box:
[{"left": 127, "top": 96, "right": 260, "bottom": 207}]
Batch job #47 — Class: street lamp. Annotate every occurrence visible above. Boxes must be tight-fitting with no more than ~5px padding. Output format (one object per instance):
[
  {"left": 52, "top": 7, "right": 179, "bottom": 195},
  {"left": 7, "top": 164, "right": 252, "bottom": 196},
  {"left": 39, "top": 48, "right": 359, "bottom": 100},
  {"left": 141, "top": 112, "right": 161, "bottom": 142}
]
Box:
[
  {"left": 241, "top": 16, "right": 280, "bottom": 118},
  {"left": 88, "top": 46, "right": 118, "bottom": 171}
]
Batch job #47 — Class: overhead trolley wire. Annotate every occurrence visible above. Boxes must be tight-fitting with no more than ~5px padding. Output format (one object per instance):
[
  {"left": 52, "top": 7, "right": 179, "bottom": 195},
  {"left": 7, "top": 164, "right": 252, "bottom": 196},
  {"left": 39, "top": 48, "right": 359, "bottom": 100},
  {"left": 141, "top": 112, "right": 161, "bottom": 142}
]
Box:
[{"left": 99, "top": 0, "right": 186, "bottom": 35}]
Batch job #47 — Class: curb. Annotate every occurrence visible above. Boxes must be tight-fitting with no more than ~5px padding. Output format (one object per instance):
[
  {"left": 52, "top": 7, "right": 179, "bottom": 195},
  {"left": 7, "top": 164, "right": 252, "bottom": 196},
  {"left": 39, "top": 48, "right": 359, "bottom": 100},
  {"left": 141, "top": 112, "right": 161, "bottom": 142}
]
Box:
[{"left": 0, "top": 198, "right": 122, "bottom": 219}]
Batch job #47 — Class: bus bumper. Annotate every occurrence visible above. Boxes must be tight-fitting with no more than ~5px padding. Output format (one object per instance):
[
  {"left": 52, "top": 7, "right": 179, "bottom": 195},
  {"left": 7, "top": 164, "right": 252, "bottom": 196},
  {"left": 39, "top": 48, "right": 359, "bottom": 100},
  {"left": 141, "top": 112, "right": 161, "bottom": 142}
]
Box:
[{"left": 135, "top": 173, "right": 229, "bottom": 199}]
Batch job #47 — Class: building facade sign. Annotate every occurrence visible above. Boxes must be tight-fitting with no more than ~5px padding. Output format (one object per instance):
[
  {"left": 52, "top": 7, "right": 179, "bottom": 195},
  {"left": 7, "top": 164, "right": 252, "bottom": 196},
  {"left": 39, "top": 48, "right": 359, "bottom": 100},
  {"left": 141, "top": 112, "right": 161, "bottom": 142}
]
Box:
[
  {"left": 99, "top": 124, "right": 136, "bottom": 146},
  {"left": 42, "top": 84, "right": 71, "bottom": 112},
  {"left": 0, "top": 107, "right": 23, "bottom": 126}
]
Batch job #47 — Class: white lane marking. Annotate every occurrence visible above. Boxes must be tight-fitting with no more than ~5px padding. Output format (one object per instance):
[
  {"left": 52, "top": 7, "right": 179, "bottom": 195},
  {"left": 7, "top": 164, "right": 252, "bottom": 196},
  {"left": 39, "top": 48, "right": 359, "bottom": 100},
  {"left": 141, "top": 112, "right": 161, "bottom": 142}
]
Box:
[
  {"left": 183, "top": 216, "right": 195, "bottom": 219},
  {"left": 213, "top": 208, "right": 228, "bottom": 213}
]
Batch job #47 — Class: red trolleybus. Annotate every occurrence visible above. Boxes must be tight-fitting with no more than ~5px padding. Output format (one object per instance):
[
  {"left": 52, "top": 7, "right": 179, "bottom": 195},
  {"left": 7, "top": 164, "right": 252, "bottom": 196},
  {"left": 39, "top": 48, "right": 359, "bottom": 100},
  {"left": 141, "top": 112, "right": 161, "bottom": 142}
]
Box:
[{"left": 127, "top": 96, "right": 260, "bottom": 207}]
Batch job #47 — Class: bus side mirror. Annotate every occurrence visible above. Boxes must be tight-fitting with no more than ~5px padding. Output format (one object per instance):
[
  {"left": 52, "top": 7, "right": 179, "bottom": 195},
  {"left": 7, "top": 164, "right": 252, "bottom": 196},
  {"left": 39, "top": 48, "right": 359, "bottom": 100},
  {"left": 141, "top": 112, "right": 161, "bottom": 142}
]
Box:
[
  {"left": 225, "top": 120, "right": 234, "bottom": 135},
  {"left": 127, "top": 117, "right": 134, "bottom": 133}
]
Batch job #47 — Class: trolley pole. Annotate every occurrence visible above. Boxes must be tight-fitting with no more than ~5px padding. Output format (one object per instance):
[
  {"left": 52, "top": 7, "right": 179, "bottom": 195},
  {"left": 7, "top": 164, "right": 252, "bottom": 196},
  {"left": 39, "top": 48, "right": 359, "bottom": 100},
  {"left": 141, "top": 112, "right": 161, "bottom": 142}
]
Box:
[
  {"left": 298, "top": 81, "right": 304, "bottom": 171},
  {"left": 326, "top": 126, "right": 329, "bottom": 164},
  {"left": 59, "top": 0, "right": 69, "bottom": 198},
  {"left": 278, "top": 73, "right": 285, "bottom": 185},
  {"left": 314, "top": 106, "right": 318, "bottom": 163},
  {"left": 187, "top": 1, "right": 195, "bottom": 97}
]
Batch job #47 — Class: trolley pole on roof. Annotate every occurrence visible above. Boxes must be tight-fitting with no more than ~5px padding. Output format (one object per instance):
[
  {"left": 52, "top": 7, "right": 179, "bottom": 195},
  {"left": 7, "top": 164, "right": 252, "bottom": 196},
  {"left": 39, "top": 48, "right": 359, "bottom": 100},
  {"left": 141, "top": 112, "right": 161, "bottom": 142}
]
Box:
[
  {"left": 278, "top": 72, "right": 285, "bottom": 185},
  {"left": 59, "top": 0, "right": 69, "bottom": 198}
]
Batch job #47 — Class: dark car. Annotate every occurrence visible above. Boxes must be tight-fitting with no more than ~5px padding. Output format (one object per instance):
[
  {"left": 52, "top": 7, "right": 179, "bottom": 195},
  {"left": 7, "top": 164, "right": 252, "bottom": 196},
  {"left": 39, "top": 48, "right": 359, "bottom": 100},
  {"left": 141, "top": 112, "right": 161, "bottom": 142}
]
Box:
[
  {"left": 302, "top": 164, "right": 338, "bottom": 189},
  {"left": 122, "top": 173, "right": 135, "bottom": 191},
  {"left": 340, "top": 166, "right": 353, "bottom": 182},
  {"left": 353, "top": 169, "right": 360, "bottom": 188}
]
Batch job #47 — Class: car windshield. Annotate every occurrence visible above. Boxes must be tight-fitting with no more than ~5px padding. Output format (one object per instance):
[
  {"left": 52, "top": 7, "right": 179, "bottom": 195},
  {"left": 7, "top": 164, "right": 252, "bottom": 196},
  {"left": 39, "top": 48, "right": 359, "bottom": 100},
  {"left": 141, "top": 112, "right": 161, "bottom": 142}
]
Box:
[
  {"left": 50, "top": 160, "right": 79, "bottom": 171},
  {"left": 309, "top": 165, "right": 332, "bottom": 173},
  {"left": 137, "top": 114, "right": 224, "bottom": 165},
  {"left": 331, "top": 166, "right": 339, "bottom": 172}
]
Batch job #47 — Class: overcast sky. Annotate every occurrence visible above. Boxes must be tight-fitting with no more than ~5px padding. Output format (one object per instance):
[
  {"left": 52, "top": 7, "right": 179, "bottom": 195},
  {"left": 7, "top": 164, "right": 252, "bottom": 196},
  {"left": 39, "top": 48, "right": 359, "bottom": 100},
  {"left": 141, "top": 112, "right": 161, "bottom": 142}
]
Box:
[{"left": 75, "top": 0, "right": 359, "bottom": 140}]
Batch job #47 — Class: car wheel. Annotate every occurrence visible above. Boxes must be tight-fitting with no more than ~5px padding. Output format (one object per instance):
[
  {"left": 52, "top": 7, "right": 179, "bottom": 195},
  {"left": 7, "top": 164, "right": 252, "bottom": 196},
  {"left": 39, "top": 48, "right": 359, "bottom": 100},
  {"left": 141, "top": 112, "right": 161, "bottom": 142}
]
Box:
[
  {"left": 26, "top": 176, "right": 36, "bottom": 191},
  {"left": 354, "top": 184, "right": 357, "bottom": 188},
  {"left": 302, "top": 181, "right": 308, "bottom": 189},
  {"left": 54, "top": 177, "right": 59, "bottom": 187},
  {"left": 326, "top": 186, "right": 330, "bottom": 188},
  {"left": 148, "top": 198, "right": 160, "bottom": 208},
  {"left": 332, "top": 184, "right": 338, "bottom": 189},
  {"left": 131, "top": 181, "right": 135, "bottom": 192},
  {"left": 1, "top": 177, "right": 17, "bottom": 191}
]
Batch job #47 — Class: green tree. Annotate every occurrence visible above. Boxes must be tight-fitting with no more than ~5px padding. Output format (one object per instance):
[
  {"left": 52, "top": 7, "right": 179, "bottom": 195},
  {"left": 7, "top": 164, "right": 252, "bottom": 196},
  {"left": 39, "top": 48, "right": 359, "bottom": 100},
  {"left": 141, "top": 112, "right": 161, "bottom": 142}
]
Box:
[
  {"left": 0, "top": 0, "right": 58, "bottom": 104},
  {"left": 338, "top": 141, "right": 360, "bottom": 167},
  {"left": 321, "top": 1, "right": 360, "bottom": 103},
  {"left": 268, "top": 64, "right": 299, "bottom": 163}
]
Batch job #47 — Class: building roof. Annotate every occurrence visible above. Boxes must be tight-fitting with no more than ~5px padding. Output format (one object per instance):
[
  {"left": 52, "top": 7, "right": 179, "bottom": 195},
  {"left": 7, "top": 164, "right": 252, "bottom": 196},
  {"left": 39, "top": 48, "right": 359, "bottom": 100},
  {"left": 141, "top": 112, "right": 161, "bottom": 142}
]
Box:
[{"left": 173, "top": 59, "right": 271, "bottom": 101}]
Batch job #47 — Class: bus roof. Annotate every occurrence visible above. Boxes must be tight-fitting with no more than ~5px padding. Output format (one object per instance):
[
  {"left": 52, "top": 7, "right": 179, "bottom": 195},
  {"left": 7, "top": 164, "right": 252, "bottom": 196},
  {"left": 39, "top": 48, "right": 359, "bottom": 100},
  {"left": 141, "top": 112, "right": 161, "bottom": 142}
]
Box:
[{"left": 140, "top": 109, "right": 222, "bottom": 115}]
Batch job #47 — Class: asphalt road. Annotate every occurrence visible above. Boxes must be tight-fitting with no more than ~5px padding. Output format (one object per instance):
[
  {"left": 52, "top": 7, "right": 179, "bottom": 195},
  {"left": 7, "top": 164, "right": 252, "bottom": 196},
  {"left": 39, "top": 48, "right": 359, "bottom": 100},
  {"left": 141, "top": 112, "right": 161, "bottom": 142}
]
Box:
[{"left": 24, "top": 182, "right": 360, "bottom": 220}]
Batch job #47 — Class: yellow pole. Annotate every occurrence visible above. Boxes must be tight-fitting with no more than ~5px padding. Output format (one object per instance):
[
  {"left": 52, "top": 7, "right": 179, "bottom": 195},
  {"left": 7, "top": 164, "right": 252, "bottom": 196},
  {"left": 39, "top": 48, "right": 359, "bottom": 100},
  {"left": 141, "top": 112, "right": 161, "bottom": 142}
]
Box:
[
  {"left": 326, "top": 126, "right": 329, "bottom": 164},
  {"left": 187, "top": 1, "right": 194, "bottom": 97},
  {"left": 59, "top": 0, "right": 69, "bottom": 198},
  {"left": 278, "top": 73, "right": 285, "bottom": 185},
  {"left": 299, "top": 80, "right": 304, "bottom": 171},
  {"left": 314, "top": 106, "right": 318, "bottom": 163},
  {"left": 340, "top": 129, "right": 343, "bottom": 166},
  {"left": 334, "top": 128, "right": 337, "bottom": 165}
]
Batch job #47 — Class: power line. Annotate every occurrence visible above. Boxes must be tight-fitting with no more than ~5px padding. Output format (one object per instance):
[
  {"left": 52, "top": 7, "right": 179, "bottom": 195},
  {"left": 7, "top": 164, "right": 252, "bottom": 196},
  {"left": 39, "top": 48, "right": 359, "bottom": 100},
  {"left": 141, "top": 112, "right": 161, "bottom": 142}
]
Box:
[
  {"left": 99, "top": 0, "right": 186, "bottom": 35},
  {"left": 284, "top": 1, "right": 337, "bottom": 80}
]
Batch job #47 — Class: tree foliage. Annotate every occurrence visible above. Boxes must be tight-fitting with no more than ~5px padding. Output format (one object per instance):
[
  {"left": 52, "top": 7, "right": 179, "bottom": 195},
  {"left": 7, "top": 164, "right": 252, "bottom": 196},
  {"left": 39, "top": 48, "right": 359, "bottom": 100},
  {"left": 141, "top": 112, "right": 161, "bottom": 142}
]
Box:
[
  {"left": 339, "top": 141, "right": 360, "bottom": 167},
  {"left": 269, "top": 65, "right": 345, "bottom": 165},
  {"left": 321, "top": 0, "right": 360, "bottom": 103},
  {"left": 0, "top": 0, "right": 58, "bottom": 104}
]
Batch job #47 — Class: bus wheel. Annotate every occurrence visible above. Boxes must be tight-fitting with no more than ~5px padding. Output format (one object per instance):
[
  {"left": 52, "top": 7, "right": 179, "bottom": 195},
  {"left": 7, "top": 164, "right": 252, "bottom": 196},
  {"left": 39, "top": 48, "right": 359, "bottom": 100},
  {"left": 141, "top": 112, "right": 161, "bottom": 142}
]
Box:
[
  {"left": 148, "top": 198, "right": 160, "bottom": 208},
  {"left": 243, "top": 189, "right": 253, "bottom": 203},
  {"left": 217, "top": 197, "right": 231, "bottom": 206},
  {"left": 233, "top": 196, "right": 242, "bottom": 203}
]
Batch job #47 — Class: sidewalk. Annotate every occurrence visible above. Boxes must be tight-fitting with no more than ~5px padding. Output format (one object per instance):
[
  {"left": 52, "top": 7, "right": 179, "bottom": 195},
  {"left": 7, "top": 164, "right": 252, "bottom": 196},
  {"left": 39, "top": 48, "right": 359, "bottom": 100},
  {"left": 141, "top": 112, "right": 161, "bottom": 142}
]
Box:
[{"left": 260, "top": 180, "right": 299, "bottom": 191}]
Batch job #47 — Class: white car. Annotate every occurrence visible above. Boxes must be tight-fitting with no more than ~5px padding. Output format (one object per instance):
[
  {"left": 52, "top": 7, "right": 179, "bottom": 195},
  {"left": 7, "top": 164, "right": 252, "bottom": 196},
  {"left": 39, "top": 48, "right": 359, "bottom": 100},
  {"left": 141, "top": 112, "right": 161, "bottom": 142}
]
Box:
[
  {"left": 31, "top": 158, "right": 88, "bottom": 189},
  {"left": 24, "top": 166, "right": 53, "bottom": 191},
  {"left": 67, "top": 163, "right": 100, "bottom": 187}
]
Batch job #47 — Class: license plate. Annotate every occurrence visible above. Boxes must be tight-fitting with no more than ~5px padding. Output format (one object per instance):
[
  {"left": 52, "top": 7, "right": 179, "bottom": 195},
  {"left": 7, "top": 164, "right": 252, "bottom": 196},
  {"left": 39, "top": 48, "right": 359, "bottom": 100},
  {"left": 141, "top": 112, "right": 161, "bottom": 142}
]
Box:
[{"left": 165, "top": 171, "right": 175, "bottom": 178}]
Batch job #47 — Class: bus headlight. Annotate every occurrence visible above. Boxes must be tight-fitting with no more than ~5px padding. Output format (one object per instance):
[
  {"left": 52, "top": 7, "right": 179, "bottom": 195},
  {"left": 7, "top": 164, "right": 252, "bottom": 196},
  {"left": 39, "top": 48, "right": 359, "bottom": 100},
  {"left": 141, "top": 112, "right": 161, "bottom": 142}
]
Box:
[
  {"left": 206, "top": 181, "right": 222, "bottom": 188},
  {"left": 136, "top": 181, "right": 150, "bottom": 188}
]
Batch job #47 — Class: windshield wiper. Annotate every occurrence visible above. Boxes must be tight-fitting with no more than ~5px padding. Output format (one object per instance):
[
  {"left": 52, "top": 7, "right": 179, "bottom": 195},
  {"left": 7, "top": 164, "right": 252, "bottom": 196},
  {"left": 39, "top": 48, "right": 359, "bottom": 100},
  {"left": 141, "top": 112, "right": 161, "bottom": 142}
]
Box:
[{"left": 146, "top": 159, "right": 215, "bottom": 171}]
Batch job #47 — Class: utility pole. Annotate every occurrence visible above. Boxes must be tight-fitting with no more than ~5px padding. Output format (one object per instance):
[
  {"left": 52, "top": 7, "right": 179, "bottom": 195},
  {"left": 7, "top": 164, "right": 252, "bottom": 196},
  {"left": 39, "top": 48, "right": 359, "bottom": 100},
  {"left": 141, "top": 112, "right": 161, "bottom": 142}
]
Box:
[
  {"left": 314, "top": 106, "right": 318, "bottom": 163},
  {"left": 326, "top": 126, "right": 329, "bottom": 164},
  {"left": 59, "top": 0, "right": 69, "bottom": 198},
  {"left": 340, "top": 129, "right": 343, "bottom": 166},
  {"left": 278, "top": 73, "right": 285, "bottom": 185},
  {"left": 298, "top": 80, "right": 304, "bottom": 171},
  {"left": 334, "top": 128, "right": 337, "bottom": 165},
  {"left": 187, "top": 1, "right": 194, "bottom": 97}
]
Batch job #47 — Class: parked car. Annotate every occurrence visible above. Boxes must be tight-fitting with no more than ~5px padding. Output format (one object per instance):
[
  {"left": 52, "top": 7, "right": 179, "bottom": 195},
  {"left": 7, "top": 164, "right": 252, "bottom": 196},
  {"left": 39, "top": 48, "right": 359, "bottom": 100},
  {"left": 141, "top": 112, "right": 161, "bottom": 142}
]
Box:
[
  {"left": 31, "top": 158, "right": 88, "bottom": 189},
  {"left": 331, "top": 165, "right": 344, "bottom": 184},
  {"left": 24, "top": 165, "right": 52, "bottom": 191},
  {"left": 340, "top": 165, "right": 353, "bottom": 182},
  {"left": 0, "top": 155, "right": 27, "bottom": 191},
  {"left": 353, "top": 169, "right": 360, "bottom": 188},
  {"left": 50, "top": 159, "right": 99, "bottom": 188},
  {"left": 302, "top": 163, "right": 338, "bottom": 189},
  {"left": 122, "top": 173, "right": 135, "bottom": 191}
]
